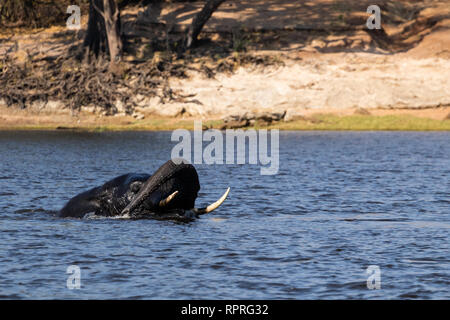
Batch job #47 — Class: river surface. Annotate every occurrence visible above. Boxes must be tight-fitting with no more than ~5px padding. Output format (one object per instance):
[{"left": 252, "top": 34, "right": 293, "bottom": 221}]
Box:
[{"left": 0, "top": 131, "right": 449, "bottom": 299}]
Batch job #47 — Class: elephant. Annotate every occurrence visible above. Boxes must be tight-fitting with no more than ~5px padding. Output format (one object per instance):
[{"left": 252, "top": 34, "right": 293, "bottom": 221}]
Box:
[{"left": 59, "top": 159, "right": 230, "bottom": 221}]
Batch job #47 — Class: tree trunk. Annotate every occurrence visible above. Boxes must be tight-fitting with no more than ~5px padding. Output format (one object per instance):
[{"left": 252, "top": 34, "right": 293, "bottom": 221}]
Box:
[
  {"left": 103, "top": 0, "right": 123, "bottom": 63},
  {"left": 185, "top": 0, "right": 226, "bottom": 49},
  {"left": 83, "top": 0, "right": 123, "bottom": 64}
]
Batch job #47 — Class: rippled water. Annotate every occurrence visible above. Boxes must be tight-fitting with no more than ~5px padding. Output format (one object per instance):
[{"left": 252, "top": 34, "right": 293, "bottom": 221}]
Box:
[{"left": 0, "top": 131, "right": 449, "bottom": 299}]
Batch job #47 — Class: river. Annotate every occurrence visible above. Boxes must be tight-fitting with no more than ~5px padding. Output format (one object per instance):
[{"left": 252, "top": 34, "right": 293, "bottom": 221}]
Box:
[{"left": 0, "top": 131, "right": 448, "bottom": 299}]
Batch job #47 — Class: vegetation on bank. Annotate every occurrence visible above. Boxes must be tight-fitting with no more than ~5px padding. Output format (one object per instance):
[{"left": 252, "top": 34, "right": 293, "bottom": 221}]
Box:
[
  {"left": 1, "top": 114, "right": 449, "bottom": 131},
  {"left": 0, "top": 0, "right": 133, "bottom": 28},
  {"left": 1, "top": 1, "right": 449, "bottom": 131},
  {"left": 0, "top": 0, "right": 229, "bottom": 114}
]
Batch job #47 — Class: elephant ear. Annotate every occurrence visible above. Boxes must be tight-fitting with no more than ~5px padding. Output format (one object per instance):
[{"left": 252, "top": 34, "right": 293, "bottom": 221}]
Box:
[{"left": 121, "top": 159, "right": 200, "bottom": 215}]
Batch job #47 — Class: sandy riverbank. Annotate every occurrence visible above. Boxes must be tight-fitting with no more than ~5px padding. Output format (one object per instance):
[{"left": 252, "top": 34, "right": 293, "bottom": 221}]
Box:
[{"left": 1, "top": 0, "right": 449, "bottom": 130}]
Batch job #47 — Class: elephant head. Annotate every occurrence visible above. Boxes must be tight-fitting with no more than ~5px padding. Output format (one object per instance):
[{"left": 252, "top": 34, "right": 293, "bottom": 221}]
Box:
[{"left": 120, "top": 159, "right": 230, "bottom": 220}]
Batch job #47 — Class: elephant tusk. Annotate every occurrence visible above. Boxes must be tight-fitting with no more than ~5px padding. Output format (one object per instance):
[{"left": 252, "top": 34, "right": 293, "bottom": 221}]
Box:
[
  {"left": 192, "top": 187, "right": 230, "bottom": 215},
  {"left": 159, "top": 191, "right": 179, "bottom": 207}
]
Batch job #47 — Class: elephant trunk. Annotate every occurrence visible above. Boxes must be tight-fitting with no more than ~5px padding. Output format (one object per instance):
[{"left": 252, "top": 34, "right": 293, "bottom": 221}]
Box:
[{"left": 121, "top": 159, "right": 200, "bottom": 216}]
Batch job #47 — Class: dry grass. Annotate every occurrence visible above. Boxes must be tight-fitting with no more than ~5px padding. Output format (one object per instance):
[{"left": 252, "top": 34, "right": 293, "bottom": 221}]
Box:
[
  {"left": 1, "top": 113, "right": 449, "bottom": 131},
  {"left": 270, "top": 114, "right": 450, "bottom": 131}
]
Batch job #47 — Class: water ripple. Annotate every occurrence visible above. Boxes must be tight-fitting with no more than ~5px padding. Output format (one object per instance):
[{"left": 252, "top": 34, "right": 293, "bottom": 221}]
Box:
[{"left": 0, "top": 131, "right": 449, "bottom": 299}]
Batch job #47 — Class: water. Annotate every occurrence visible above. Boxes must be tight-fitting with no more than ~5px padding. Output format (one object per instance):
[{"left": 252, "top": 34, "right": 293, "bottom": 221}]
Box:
[{"left": 0, "top": 131, "right": 448, "bottom": 299}]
